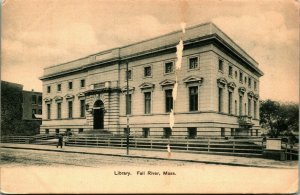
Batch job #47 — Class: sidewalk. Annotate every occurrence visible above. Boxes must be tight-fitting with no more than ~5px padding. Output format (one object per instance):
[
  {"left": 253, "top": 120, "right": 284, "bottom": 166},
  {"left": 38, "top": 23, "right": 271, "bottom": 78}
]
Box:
[{"left": 1, "top": 143, "right": 298, "bottom": 169}]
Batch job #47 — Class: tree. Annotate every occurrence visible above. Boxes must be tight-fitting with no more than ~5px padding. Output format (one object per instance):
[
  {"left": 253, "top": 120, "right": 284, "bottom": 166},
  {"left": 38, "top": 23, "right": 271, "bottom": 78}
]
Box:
[{"left": 260, "top": 99, "right": 299, "bottom": 138}]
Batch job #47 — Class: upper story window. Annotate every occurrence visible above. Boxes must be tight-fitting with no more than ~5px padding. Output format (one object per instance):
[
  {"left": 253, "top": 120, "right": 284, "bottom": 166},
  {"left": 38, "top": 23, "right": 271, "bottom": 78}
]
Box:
[
  {"left": 38, "top": 96, "right": 42, "bottom": 105},
  {"left": 80, "top": 79, "right": 85, "bottom": 88},
  {"left": 164, "top": 61, "right": 174, "bottom": 74},
  {"left": 244, "top": 76, "right": 247, "bottom": 84},
  {"left": 47, "top": 86, "right": 51, "bottom": 93},
  {"left": 239, "top": 72, "right": 243, "bottom": 83},
  {"left": 126, "top": 69, "right": 132, "bottom": 80},
  {"left": 189, "top": 57, "right": 198, "bottom": 70},
  {"left": 235, "top": 71, "right": 238, "bottom": 79},
  {"left": 57, "top": 84, "right": 61, "bottom": 92},
  {"left": 32, "top": 95, "right": 37, "bottom": 104},
  {"left": 254, "top": 81, "right": 257, "bottom": 90},
  {"left": 68, "top": 81, "right": 73, "bottom": 90},
  {"left": 229, "top": 66, "right": 233, "bottom": 77},
  {"left": 248, "top": 78, "right": 252, "bottom": 88},
  {"left": 144, "top": 66, "right": 152, "bottom": 77},
  {"left": 218, "top": 59, "right": 224, "bottom": 72}
]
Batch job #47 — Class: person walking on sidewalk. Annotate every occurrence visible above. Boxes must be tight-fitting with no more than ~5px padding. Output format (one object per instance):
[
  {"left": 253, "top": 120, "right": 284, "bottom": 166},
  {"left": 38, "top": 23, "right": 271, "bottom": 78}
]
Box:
[{"left": 57, "top": 134, "right": 63, "bottom": 148}]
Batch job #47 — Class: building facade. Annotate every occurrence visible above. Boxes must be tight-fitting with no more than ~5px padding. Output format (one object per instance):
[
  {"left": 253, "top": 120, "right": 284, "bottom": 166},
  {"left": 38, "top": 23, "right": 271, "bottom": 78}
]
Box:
[
  {"left": 1, "top": 81, "right": 42, "bottom": 135},
  {"left": 22, "top": 90, "right": 43, "bottom": 120},
  {"left": 40, "top": 22, "right": 263, "bottom": 138}
]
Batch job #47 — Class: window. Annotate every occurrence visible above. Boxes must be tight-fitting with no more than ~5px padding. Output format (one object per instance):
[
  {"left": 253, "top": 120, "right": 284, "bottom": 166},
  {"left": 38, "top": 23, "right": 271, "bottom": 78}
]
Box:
[
  {"left": 254, "top": 81, "right": 257, "bottom": 90},
  {"left": 55, "top": 129, "right": 60, "bottom": 134},
  {"left": 57, "top": 84, "right": 61, "bottom": 92},
  {"left": 143, "top": 128, "right": 150, "bottom": 138},
  {"left": 38, "top": 96, "right": 42, "bottom": 105},
  {"left": 244, "top": 76, "right": 247, "bottom": 84},
  {"left": 68, "top": 101, "right": 73, "bottom": 118},
  {"left": 218, "top": 88, "right": 223, "bottom": 112},
  {"left": 78, "top": 128, "right": 84, "bottom": 133},
  {"left": 235, "top": 71, "right": 238, "bottom": 79},
  {"left": 254, "top": 100, "right": 257, "bottom": 119},
  {"left": 126, "top": 70, "right": 132, "bottom": 80},
  {"left": 239, "top": 72, "right": 243, "bottom": 83},
  {"left": 256, "top": 129, "right": 258, "bottom": 136},
  {"left": 165, "top": 89, "right": 173, "bottom": 112},
  {"left": 235, "top": 100, "right": 237, "bottom": 115},
  {"left": 248, "top": 78, "right": 252, "bottom": 88},
  {"left": 80, "top": 79, "right": 85, "bottom": 88},
  {"left": 32, "top": 109, "right": 36, "bottom": 114},
  {"left": 164, "top": 128, "right": 172, "bottom": 138},
  {"left": 248, "top": 99, "right": 251, "bottom": 117},
  {"left": 80, "top": 99, "right": 86, "bottom": 117},
  {"left": 189, "top": 57, "right": 198, "bottom": 69},
  {"left": 188, "top": 127, "right": 197, "bottom": 139},
  {"left": 165, "top": 61, "right": 174, "bottom": 74},
  {"left": 244, "top": 103, "right": 247, "bottom": 116},
  {"left": 68, "top": 81, "right": 73, "bottom": 90},
  {"left": 218, "top": 59, "right": 224, "bottom": 72},
  {"left": 229, "top": 66, "right": 233, "bottom": 77},
  {"left": 231, "top": 128, "right": 235, "bottom": 136},
  {"left": 45, "top": 129, "right": 49, "bottom": 134},
  {"left": 38, "top": 109, "right": 42, "bottom": 114},
  {"left": 47, "top": 86, "right": 51, "bottom": 93},
  {"left": 221, "top": 128, "right": 225, "bottom": 137},
  {"left": 239, "top": 95, "right": 243, "bottom": 116},
  {"left": 189, "top": 86, "right": 198, "bottom": 111},
  {"left": 144, "top": 92, "right": 151, "bottom": 114},
  {"left": 47, "top": 104, "right": 51, "bottom": 119},
  {"left": 144, "top": 66, "right": 152, "bottom": 77},
  {"left": 126, "top": 94, "right": 132, "bottom": 115},
  {"left": 57, "top": 102, "right": 61, "bottom": 119},
  {"left": 228, "top": 91, "right": 233, "bottom": 114},
  {"left": 32, "top": 95, "right": 37, "bottom": 104}
]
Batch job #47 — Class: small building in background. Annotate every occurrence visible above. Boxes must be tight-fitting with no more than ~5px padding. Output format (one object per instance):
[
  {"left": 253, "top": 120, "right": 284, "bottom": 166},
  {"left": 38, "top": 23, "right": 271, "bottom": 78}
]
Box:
[
  {"left": 22, "top": 90, "right": 43, "bottom": 120},
  {"left": 1, "top": 80, "right": 42, "bottom": 135}
]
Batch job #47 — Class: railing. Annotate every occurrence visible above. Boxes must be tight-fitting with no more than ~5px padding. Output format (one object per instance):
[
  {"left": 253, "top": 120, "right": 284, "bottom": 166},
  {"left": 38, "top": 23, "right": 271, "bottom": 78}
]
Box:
[
  {"left": 1, "top": 134, "right": 56, "bottom": 144},
  {"left": 282, "top": 143, "right": 299, "bottom": 160},
  {"left": 66, "top": 136, "right": 264, "bottom": 155}
]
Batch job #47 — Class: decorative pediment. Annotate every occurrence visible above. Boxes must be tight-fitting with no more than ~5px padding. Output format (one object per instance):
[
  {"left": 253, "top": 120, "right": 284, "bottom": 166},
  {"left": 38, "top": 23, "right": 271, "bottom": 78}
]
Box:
[
  {"left": 121, "top": 86, "right": 135, "bottom": 94},
  {"left": 238, "top": 87, "right": 246, "bottom": 95},
  {"left": 227, "top": 82, "right": 236, "bottom": 89},
  {"left": 64, "top": 94, "right": 74, "bottom": 100},
  {"left": 254, "top": 94, "right": 259, "bottom": 100},
  {"left": 43, "top": 97, "right": 52, "bottom": 103},
  {"left": 53, "top": 96, "right": 63, "bottom": 101},
  {"left": 139, "top": 82, "right": 155, "bottom": 91},
  {"left": 227, "top": 82, "right": 236, "bottom": 92},
  {"left": 217, "top": 77, "right": 228, "bottom": 88},
  {"left": 247, "top": 91, "right": 254, "bottom": 98},
  {"left": 183, "top": 75, "right": 203, "bottom": 86},
  {"left": 76, "top": 92, "right": 85, "bottom": 98},
  {"left": 159, "top": 79, "right": 176, "bottom": 87}
]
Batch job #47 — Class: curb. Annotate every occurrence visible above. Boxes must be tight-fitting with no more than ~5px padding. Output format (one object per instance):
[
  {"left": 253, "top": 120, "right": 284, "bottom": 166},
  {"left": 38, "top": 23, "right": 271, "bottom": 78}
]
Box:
[{"left": 2, "top": 145, "right": 295, "bottom": 169}]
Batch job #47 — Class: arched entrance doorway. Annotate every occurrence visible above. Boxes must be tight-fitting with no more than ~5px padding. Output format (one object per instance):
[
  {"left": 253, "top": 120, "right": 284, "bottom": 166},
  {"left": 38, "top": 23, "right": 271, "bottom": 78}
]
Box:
[{"left": 93, "top": 100, "right": 105, "bottom": 129}]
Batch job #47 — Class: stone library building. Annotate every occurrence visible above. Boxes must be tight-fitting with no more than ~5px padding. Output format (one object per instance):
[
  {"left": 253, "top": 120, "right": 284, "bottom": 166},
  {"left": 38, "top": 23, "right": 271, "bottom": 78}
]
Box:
[{"left": 40, "top": 22, "right": 263, "bottom": 138}]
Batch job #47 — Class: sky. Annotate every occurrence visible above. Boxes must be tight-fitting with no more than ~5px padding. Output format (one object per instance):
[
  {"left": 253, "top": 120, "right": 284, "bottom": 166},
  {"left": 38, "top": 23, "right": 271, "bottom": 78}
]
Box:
[{"left": 2, "top": 0, "right": 299, "bottom": 103}]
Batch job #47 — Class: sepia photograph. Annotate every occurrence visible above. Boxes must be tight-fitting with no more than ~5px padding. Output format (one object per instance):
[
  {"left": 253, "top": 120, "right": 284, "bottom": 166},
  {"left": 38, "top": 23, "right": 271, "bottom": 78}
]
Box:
[{"left": 1, "top": 0, "right": 298, "bottom": 194}]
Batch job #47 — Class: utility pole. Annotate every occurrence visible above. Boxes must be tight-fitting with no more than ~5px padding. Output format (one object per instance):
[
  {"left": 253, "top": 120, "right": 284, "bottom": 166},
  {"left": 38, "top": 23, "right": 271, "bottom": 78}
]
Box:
[{"left": 126, "top": 62, "right": 130, "bottom": 155}]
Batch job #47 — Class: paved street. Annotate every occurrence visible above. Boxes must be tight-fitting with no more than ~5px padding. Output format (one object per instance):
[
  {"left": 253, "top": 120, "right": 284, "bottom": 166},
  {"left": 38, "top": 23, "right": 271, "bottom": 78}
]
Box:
[
  {"left": 0, "top": 148, "right": 197, "bottom": 167},
  {"left": 1, "top": 146, "right": 298, "bottom": 194}
]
